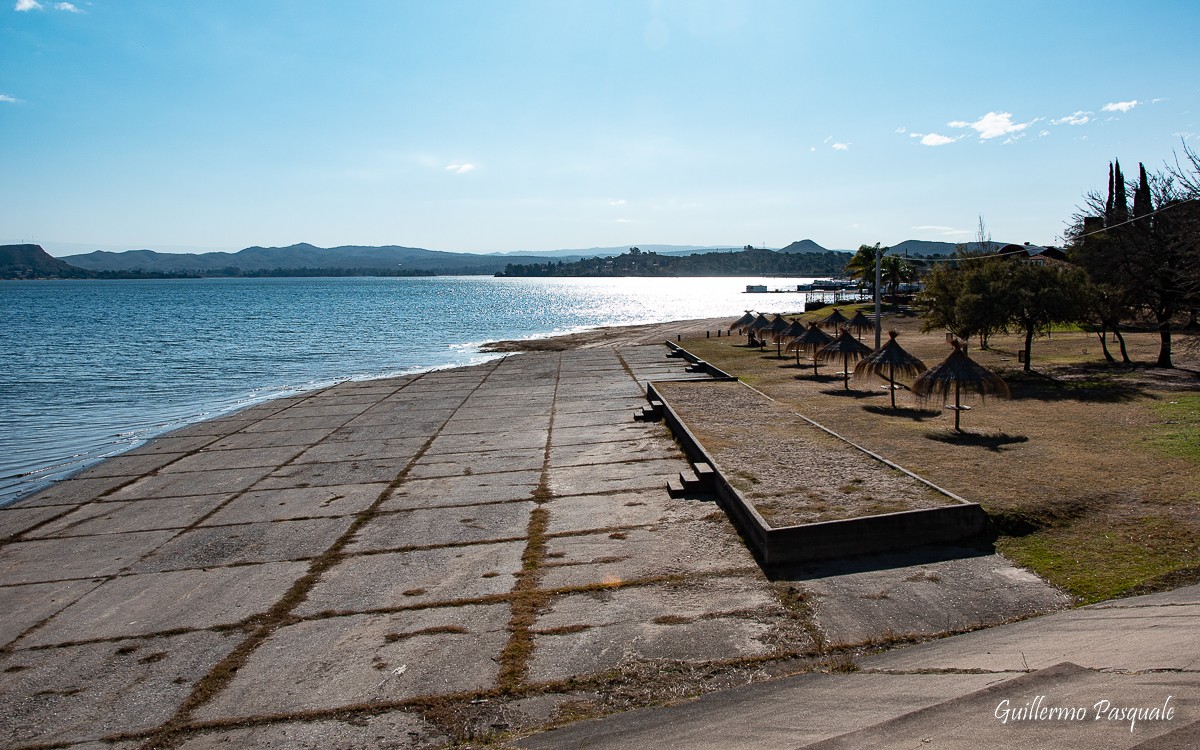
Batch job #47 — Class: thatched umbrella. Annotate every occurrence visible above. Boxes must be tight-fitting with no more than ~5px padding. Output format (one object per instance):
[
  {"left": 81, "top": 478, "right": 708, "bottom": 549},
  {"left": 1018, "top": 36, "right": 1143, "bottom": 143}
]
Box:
[
  {"left": 786, "top": 322, "right": 834, "bottom": 373},
  {"left": 748, "top": 312, "right": 773, "bottom": 347},
  {"left": 767, "top": 314, "right": 791, "bottom": 357},
  {"left": 780, "top": 318, "right": 807, "bottom": 343},
  {"left": 819, "top": 308, "right": 849, "bottom": 331},
  {"left": 846, "top": 310, "right": 875, "bottom": 340},
  {"left": 853, "top": 330, "right": 927, "bottom": 408},
  {"left": 744, "top": 309, "right": 772, "bottom": 345},
  {"left": 912, "top": 340, "right": 1010, "bottom": 431},
  {"left": 729, "top": 311, "right": 756, "bottom": 335},
  {"left": 817, "top": 328, "right": 873, "bottom": 390}
]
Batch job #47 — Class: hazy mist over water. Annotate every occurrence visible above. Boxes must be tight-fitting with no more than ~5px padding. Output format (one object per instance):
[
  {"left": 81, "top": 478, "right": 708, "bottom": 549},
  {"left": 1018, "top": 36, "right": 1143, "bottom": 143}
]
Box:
[{"left": 1, "top": 275, "right": 819, "bottom": 504}]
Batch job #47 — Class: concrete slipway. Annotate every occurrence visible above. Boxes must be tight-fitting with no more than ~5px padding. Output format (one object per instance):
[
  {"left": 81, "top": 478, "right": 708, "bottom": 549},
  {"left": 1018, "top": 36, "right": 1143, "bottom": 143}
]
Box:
[{"left": 0, "top": 345, "right": 1190, "bottom": 749}]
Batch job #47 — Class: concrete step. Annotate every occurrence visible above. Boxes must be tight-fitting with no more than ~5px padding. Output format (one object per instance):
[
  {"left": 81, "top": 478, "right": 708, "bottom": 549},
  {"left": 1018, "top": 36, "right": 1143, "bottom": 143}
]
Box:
[
  {"left": 692, "top": 462, "right": 715, "bottom": 485},
  {"left": 666, "top": 477, "right": 688, "bottom": 498},
  {"left": 633, "top": 401, "right": 664, "bottom": 422}
]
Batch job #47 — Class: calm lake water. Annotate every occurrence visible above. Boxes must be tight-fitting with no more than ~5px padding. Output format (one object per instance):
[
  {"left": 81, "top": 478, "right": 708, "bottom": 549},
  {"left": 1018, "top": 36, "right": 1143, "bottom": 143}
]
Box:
[{"left": 1, "top": 275, "right": 818, "bottom": 505}]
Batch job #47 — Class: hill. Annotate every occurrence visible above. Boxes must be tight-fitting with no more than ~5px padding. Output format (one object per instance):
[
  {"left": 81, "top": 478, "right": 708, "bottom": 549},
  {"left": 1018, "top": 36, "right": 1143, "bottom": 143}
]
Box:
[
  {"left": 497, "top": 246, "right": 851, "bottom": 277},
  {"left": 61, "top": 243, "right": 571, "bottom": 275},
  {"left": 0, "top": 244, "right": 92, "bottom": 279},
  {"left": 889, "top": 239, "right": 1010, "bottom": 257},
  {"left": 485, "top": 244, "right": 729, "bottom": 258},
  {"left": 778, "top": 239, "right": 838, "bottom": 254}
]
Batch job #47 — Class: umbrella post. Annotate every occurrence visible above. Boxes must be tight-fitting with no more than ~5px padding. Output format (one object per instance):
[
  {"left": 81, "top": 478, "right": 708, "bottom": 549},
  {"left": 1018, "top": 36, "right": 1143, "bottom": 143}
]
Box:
[
  {"left": 843, "top": 353, "right": 850, "bottom": 390},
  {"left": 954, "top": 379, "right": 962, "bottom": 431},
  {"left": 889, "top": 362, "right": 897, "bottom": 409}
]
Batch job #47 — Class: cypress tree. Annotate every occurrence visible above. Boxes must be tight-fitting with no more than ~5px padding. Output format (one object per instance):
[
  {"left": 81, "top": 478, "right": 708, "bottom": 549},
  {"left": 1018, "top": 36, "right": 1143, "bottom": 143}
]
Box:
[
  {"left": 1112, "top": 159, "right": 1129, "bottom": 224},
  {"left": 1105, "top": 162, "right": 1115, "bottom": 221},
  {"left": 1132, "top": 162, "right": 1153, "bottom": 220}
]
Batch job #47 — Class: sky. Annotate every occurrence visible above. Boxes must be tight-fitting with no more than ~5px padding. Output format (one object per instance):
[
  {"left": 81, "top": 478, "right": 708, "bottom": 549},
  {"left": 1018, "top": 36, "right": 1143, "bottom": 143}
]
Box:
[{"left": 3, "top": 1, "right": 1199, "bottom": 256}]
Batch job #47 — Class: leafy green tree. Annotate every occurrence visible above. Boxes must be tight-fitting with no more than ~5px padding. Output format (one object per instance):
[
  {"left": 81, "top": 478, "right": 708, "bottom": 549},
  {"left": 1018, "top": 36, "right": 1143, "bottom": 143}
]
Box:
[
  {"left": 845, "top": 243, "right": 885, "bottom": 294},
  {"left": 1004, "top": 261, "right": 1090, "bottom": 372},
  {"left": 881, "top": 255, "right": 916, "bottom": 298}
]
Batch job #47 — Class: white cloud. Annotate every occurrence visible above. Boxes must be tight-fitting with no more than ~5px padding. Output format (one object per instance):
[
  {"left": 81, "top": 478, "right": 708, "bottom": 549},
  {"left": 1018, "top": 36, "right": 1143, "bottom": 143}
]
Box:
[
  {"left": 912, "top": 225, "right": 971, "bottom": 236},
  {"left": 55, "top": 1, "right": 82, "bottom": 11},
  {"left": 0, "top": 94, "right": 19, "bottom": 103},
  {"left": 614, "top": 218, "right": 632, "bottom": 223},
  {"left": 14, "top": 0, "right": 42, "bottom": 10},
  {"left": 831, "top": 142, "right": 850, "bottom": 151},
  {"left": 919, "top": 133, "right": 957, "bottom": 146},
  {"left": 444, "top": 163, "right": 475, "bottom": 174},
  {"left": 895, "top": 126, "right": 907, "bottom": 134},
  {"left": 1039, "top": 129, "right": 1050, "bottom": 137},
  {"left": 608, "top": 199, "right": 626, "bottom": 206},
  {"left": 949, "top": 111, "right": 1034, "bottom": 140},
  {"left": 1102, "top": 100, "right": 1138, "bottom": 113},
  {"left": 1051, "top": 110, "right": 1091, "bottom": 126}
]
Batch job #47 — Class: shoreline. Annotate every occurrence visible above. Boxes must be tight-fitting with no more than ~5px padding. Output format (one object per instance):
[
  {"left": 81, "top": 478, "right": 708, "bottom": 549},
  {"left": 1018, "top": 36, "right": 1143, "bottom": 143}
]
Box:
[
  {"left": 3, "top": 316, "right": 732, "bottom": 507},
  {"left": 481, "top": 315, "right": 737, "bottom": 352}
]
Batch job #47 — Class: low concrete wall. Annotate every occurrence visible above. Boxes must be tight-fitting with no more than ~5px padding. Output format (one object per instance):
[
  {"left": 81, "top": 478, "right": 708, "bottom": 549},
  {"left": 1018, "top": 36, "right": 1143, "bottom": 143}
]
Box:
[
  {"left": 663, "top": 341, "right": 738, "bottom": 381},
  {"left": 649, "top": 349, "right": 989, "bottom": 566}
]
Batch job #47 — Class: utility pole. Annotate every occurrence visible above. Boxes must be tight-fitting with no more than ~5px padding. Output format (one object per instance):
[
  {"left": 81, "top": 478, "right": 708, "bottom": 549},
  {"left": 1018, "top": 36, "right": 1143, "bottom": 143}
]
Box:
[{"left": 874, "top": 247, "right": 882, "bottom": 349}]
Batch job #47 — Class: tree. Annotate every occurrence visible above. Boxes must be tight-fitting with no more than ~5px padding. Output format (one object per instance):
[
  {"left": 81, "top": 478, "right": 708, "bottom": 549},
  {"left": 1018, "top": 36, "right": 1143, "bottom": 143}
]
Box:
[
  {"left": 1081, "top": 280, "right": 1134, "bottom": 364},
  {"left": 881, "top": 255, "right": 916, "bottom": 298},
  {"left": 1070, "top": 160, "right": 1196, "bottom": 367},
  {"left": 1003, "top": 261, "right": 1090, "bottom": 372},
  {"left": 845, "top": 243, "right": 885, "bottom": 295},
  {"left": 919, "top": 250, "right": 1089, "bottom": 370}
]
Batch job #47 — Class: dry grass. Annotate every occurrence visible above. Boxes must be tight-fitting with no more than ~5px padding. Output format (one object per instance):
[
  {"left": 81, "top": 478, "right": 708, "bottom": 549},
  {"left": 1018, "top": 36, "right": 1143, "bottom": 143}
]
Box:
[{"left": 680, "top": 310, "right": 1200, "bottom": 603}]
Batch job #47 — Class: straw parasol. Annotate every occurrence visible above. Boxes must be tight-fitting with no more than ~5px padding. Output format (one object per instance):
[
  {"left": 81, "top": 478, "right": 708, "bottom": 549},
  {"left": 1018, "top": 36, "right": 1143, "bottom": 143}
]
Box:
[
  {"left": 729, "top": 311, "right": 757, "bottom": 335},
  {"left": 780, "top": 318, "right": 808, "bottom": 343},
  {"left": 786, "top": 322, "right": 834, "bottom": 373},
  {"left": 816, "top": 328, "right": 873, "bottom": 390},
  {"left": 912, "top": 339, "right": 1010, "bottom": 431},
  {"left": 819, "top": 307, "right": 849, "bottom": 331},
  {"left": 846, "top": 310, "right": 876, "bottom": 340},
  {"left": 767, "top": 314, "right": 792, "bottom": 357},
  {"left": 853, "top": 330, "right": 927, "bottom": 408},
  {"left": 748, "top": 312, "right": 773, "bottom": 347}
]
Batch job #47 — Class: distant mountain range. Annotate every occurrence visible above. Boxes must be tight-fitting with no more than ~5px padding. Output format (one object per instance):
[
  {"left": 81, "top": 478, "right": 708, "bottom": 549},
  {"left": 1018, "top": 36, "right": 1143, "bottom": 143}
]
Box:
[
  {"left": 0, "top": 244, "right": 91, "bottom": 279},
  {"left": 60, "top": 243, "right": 555, "bottom": 274},
  {"left": 1, "top": 238, "right": 1011, "bottom": 279}
]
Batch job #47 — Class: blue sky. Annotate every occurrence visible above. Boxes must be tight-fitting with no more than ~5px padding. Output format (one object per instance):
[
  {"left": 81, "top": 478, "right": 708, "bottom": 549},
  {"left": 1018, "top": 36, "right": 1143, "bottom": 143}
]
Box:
[{"left": 3, "top": 1, "right": 1198, "bottom": 256}]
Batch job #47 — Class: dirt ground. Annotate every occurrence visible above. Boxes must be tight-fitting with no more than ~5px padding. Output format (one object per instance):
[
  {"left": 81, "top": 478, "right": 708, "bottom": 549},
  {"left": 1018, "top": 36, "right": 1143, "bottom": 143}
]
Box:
[{"left": 653, "top": 380, "right": 952, "bottom": 526}]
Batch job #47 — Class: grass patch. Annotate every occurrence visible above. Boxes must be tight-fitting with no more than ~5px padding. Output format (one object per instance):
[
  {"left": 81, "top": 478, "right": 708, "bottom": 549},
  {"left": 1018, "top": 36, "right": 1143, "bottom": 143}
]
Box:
[
  {"left": 1147, "top": 394, "right": 1200, "bottom": 462},
  {"left": 679, "top": 320, "right": 1200, "bottom": 602},
  {"left": 997, "top": 515, "right": 1200, "bottom": 604}
]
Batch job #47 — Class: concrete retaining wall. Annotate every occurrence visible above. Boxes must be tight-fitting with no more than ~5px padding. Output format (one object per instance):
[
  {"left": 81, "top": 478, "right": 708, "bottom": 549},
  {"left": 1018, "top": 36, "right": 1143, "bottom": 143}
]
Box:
[{"left": 648, "top": 353, "right": 989, "bottom": 566}]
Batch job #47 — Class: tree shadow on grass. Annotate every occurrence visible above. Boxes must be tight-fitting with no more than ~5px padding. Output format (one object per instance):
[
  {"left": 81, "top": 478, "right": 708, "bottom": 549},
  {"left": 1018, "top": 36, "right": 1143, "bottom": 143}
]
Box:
[
  {"left": 924, "top": 430, "right": 1030, "bottom": 452},
  {"left": 862, "top": 405, "right": 943, "bottom": 421},
  {"left": 1005, "top": 370, "right": 1150, "bottom": 403}
]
